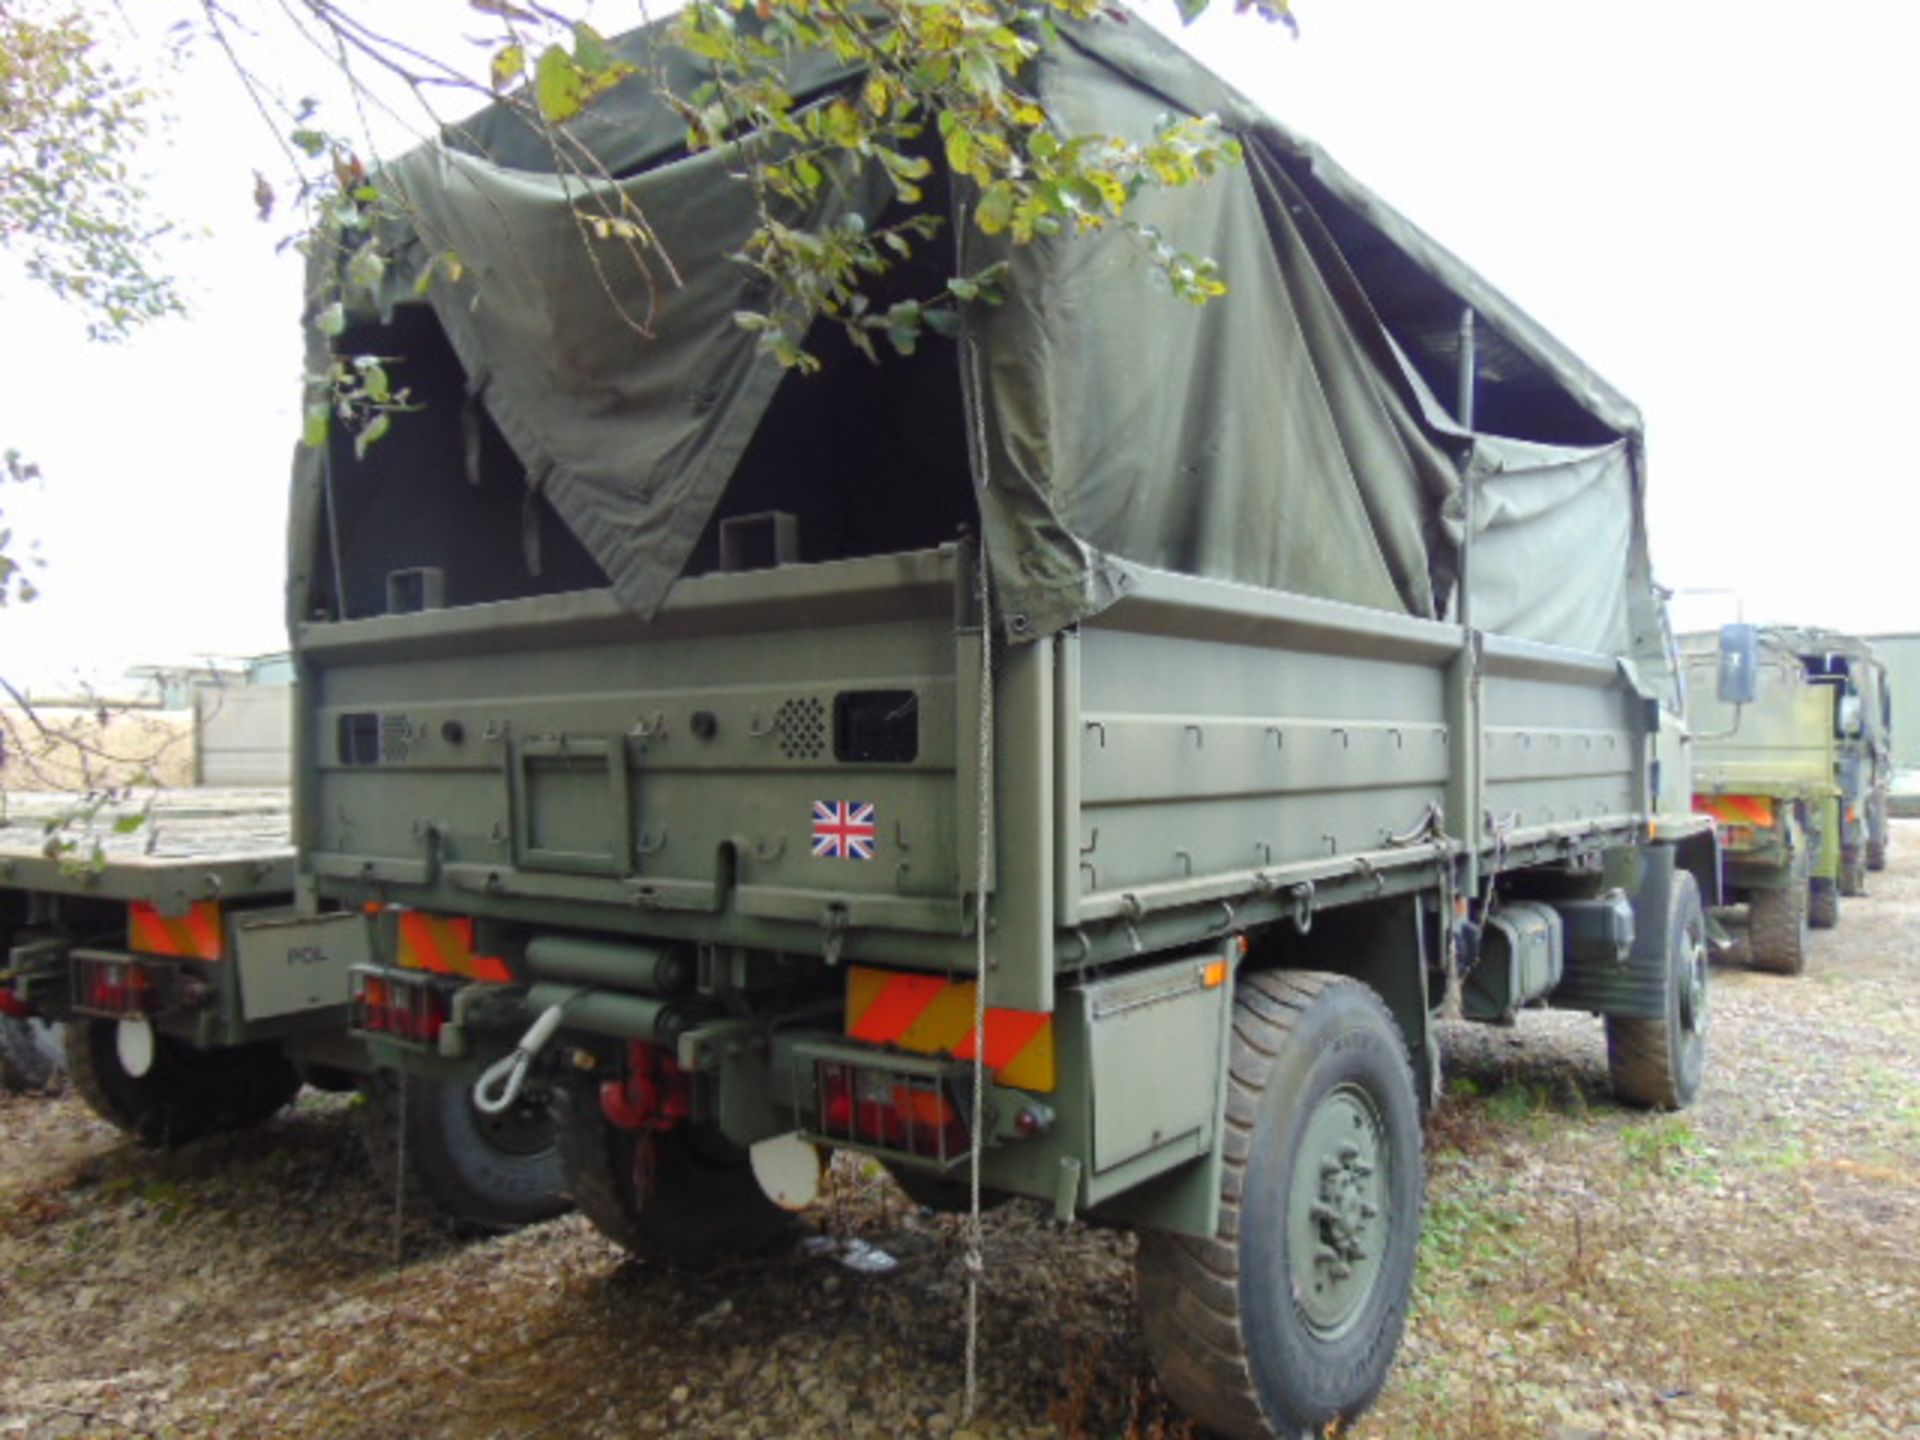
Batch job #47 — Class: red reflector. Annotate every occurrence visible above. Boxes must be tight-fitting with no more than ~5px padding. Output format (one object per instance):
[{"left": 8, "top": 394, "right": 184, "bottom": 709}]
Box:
[
  {"left": 74, "top": 958, "right": 159, "bottom": 1018},
  {"left": 815, "top": 1061, "right": 969, "bottom": 1161},
  {"left": 349, "top": 970, "right": 449, "bottom": 1045},
  {"left": 0, "top": 990, "right": 32, "bottom": 1019}
]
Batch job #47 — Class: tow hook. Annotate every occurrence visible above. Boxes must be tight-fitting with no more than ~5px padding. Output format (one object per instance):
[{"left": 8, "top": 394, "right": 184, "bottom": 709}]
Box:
[{"left": 601, "top": 1040, "right": 691, "bottom": 1132}]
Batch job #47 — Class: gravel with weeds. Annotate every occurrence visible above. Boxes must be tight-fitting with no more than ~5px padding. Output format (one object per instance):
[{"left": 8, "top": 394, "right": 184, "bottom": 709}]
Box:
[{"left": 3, "top": 831, "right": 1918, "bottom": 1438}]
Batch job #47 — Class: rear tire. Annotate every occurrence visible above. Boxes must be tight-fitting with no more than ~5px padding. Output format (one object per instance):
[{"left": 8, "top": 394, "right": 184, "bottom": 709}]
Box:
[
  {"left": 1808, "top": 877, "right": 1840, "bottom": 930},
  {"left": 64, "top": 1019, "right": 300, "bottom": 1146},
  {"left": 1840, "top": 857, "right": 1867, "bottom": 898},
  {"left": 1867, "top": 801, "right": 1889, "bottom": 871},
  {"left": 1137, "top": 972, "right": 1422, "bottom": 1440},
  {"left": 1747, "top": 878, "right": 1808, "bottom": 976},
  {"left": 1606, "top": 871, "right": 1708, "bottom": 1109},
  {"left": 0, "top": 1016, "right": 65, "bottom": 1095},
  {"left": 556, "top": 1084, "right": 793, "bottom": 1266},
  {"left": 357, "top": 1072, "right": 570, "bottom": 1231}
]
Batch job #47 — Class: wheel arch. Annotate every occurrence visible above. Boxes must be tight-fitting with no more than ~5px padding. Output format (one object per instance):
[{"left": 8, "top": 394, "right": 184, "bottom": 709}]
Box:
[{"left": 1242, "top": 893, "right": 1438, "bottom": 1113}]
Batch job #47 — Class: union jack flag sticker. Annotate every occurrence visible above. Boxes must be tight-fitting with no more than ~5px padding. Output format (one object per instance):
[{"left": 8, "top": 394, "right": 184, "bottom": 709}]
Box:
[{"left": 812, "top": 801, "right": 877, "bottom": 860}]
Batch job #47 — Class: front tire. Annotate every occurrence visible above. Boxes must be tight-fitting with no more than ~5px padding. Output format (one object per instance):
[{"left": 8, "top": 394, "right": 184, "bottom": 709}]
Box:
[
  {"left": 1606, "top": 871, "right": 1708, "bottom": 1109},
  {"left": 357, "top": 1072, "right": 569, "bottom": 1231},
  {"left": 1747, "top": 873, "right": 1808, "bottom": 976},
  {"left": 1137, "top": 972, "right": 1422, "bottom": 1440},
  {"left": 64, "top": 1019, "right": 300, "bottom": 1146},
  {"left": 556, "top": 1085, "right": 793, "bottom": 1266}
]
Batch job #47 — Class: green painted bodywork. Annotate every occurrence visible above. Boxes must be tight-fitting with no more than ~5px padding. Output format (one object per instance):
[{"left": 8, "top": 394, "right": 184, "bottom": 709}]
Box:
[
  {"left": 298, "top": 542, "right": 1708, "bottom": 1228},
  {"left": 1682, "top": 636, "right": 1839, "bottom": 895}
]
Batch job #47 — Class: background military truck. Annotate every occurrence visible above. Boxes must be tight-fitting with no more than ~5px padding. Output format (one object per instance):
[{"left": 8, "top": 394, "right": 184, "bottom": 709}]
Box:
[
  {"left": 1682, "top": 629, "right": 1845, "bottom": 972},
  {"left": 1867, "top": 631, "right": 1920, "bottom": 817},
  {"left": 0, "top": 790, "right": 565, "bottom": 1228},
  {"left": 1770, "top": 628, "right": 1891, "bottom": 888},
  {"left": 290, "top": 15, "right": 1719, "bottom": 1437}
]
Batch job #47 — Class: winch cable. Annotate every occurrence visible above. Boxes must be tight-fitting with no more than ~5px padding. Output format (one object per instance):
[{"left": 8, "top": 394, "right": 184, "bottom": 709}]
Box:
[
  {"left": 961, "top": 330, "right": 996, "bottom": 1425},
  {"left": 473, "top": 997, "right": 571, "bottom": 1116}
]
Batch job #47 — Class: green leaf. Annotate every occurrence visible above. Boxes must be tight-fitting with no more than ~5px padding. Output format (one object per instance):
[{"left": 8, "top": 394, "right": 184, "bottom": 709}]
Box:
[
  {"left": 490, "top": 42, "right": 525, "bottom": 92},
  {"left": 535, "top": 44, "right": 586, "bottom": 123},
  {"left": 353, "top": 411, "right": 391, "bottom": 459},
  {"left": 291, "top": 128, "right": 327, "bottom": 158},
  {"left": 317, "top": 301, "right": 346, "bottom": 336},
  {"left": 112, "top": 814, "right": 145, "bottom": 835},
  {"left": 345, "top": 242, "right": 386, "bottom": 295},
  {"left": 944, "top": 125, "right": 974, "bottom": 175},
  {"left": 302, "top": 404, "right": 330, "bottom": 449},
  {"left": 573, "top": 23, "right": 616, "bottom": 75},
  {"left": 975, "top": 182, "right": 1015, "bottom": 235}
]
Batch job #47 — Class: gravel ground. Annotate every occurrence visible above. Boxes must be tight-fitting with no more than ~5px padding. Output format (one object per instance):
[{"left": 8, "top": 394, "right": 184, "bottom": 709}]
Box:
[{"left": 3, "top": 829, "right": 1918, "bottom": 1438}]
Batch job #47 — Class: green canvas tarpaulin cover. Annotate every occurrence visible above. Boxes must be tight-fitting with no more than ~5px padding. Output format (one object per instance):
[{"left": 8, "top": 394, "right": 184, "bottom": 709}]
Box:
[{"left": 291, "top": 7, "right": 1668, "bottom": 685}]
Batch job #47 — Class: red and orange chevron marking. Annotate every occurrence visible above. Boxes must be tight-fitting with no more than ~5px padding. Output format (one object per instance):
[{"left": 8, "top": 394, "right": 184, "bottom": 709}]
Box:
[
  {"left": 846, "top": 966, "right": 1055, "bottom": 1092},
  {"left": 128, "top": 901, "right": 224, "bottom": 961},
  {"left": 394, "top": 911, "right": 513, "bottom": 983},
  {"left": 1694, "top": 794, "right": 1775, "bottom": 827}
]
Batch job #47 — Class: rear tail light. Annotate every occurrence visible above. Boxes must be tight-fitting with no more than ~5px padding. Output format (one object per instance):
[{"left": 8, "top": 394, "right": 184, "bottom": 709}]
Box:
[
  {"left": 74, "top": 957, "right": 164, "bottom": 1018},
  {"left": 350, "top": 967, "right": 452, "bottom": 1047},
  {"left": 813, "top": 1058, "right": 972, "bottom": 1164},
  {"left": 0, "top": 989, "right": 33, "bottom": 1019}
]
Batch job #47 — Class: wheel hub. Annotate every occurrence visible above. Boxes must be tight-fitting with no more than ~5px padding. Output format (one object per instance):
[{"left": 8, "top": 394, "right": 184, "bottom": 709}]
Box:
[
  {"left": 1289, "top": 1084, "right": 1388, "bottom": 1339},
  {"left": 1679, "top": 934, "right": 1708, "bottom": 1036},
  {"left": 474, "top": 1092, "right": 556, "bottom": 1158}
]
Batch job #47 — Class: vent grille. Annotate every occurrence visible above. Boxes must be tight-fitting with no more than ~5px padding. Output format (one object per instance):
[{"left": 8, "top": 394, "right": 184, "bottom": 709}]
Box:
[
  {"left": 775, "top": 698, "right": 826, "bottom": 760},
  {"left": 380, "top": 714, "right": 414, "bottom": 764}
]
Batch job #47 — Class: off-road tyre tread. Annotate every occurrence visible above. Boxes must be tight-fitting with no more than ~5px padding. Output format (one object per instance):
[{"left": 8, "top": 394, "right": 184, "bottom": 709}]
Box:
[
  {"left": 0, "top": 1017, "right": 63, "bottom": 1095},
  {"left": 1840, "top": 858, "right": 1867, "bottom": 898},
  {"left": 1867, "top": 839, "right": 1888, "bottom": 873},
  {"left": 1606, "top": 872, "right": 1706, "bottom": 1110},
  {"left": 64, "top": 1020, "right": 299, "bottom": 1146},
  {"left": 356, "top": 1073, "right": 569, "bottom": 1232},
  {"left": 1137, "top": 970, "right": 1419, "bottom": 1440},
  {"left": 1808, "top": 879, "right": 1840, "bottom": 930},
  {"left": 555, "top": 1084, "right": 792, "bottom": 1267},
  {"left": 1747, "top": 881, "right": 1808, "bottom": 975}
]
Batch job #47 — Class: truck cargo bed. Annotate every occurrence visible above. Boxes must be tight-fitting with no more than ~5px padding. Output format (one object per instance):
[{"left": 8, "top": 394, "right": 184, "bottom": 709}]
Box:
[{"left": 0, "top": 789, "right": 293, "bottom": 906}]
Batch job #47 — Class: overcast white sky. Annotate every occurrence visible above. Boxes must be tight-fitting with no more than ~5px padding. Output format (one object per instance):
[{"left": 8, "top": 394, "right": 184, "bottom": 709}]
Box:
[{"left": 4, "top": 0, "right": 1917, "bottom": 693}]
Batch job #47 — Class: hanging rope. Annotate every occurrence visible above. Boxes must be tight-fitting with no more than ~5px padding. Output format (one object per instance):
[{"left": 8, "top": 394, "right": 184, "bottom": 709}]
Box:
[
  {"left": 961, "top": 330, "right": 996, "bottom": 1425},
  {"left": 391, "top": 1068, "right": 409, "bottom": 1264}
]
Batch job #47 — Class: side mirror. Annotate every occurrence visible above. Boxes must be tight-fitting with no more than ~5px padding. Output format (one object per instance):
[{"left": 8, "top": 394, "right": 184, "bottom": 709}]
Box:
[
  {"left": 1838, "top": 693, "right": 1863, "bottom": 736},
  {"left": 1717, "top": 623, "right": 1758, "bottom": 705}
]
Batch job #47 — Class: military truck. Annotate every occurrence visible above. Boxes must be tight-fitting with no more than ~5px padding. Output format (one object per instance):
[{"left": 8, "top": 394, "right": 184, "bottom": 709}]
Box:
[
  {"left": 1682, "top": 629, "right": 1849, "bottom": 972},
  {"left": 288, "top": 14, "right": 1718, "bottom": 1438},
  {"left": 0, "top": 790, "right": 564, "bottom": 1227},
  {"left": 1866, "top": 631, "right": 1920, "bottom": 817},
  {"left": 1769, "top": 629, "right": 1892, "bottom": 884},
  {"left": 1781, "top": 629, "right": 1889, "bottom": 890}
]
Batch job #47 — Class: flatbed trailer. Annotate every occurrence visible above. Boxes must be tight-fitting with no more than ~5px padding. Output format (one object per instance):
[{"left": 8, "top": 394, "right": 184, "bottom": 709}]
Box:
[
  {"left": 0, "top": 790, "right": 564, "bottom": 1225},
  {"left": 0, "top": 789, "right": 365, "bottom": 1137}
]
